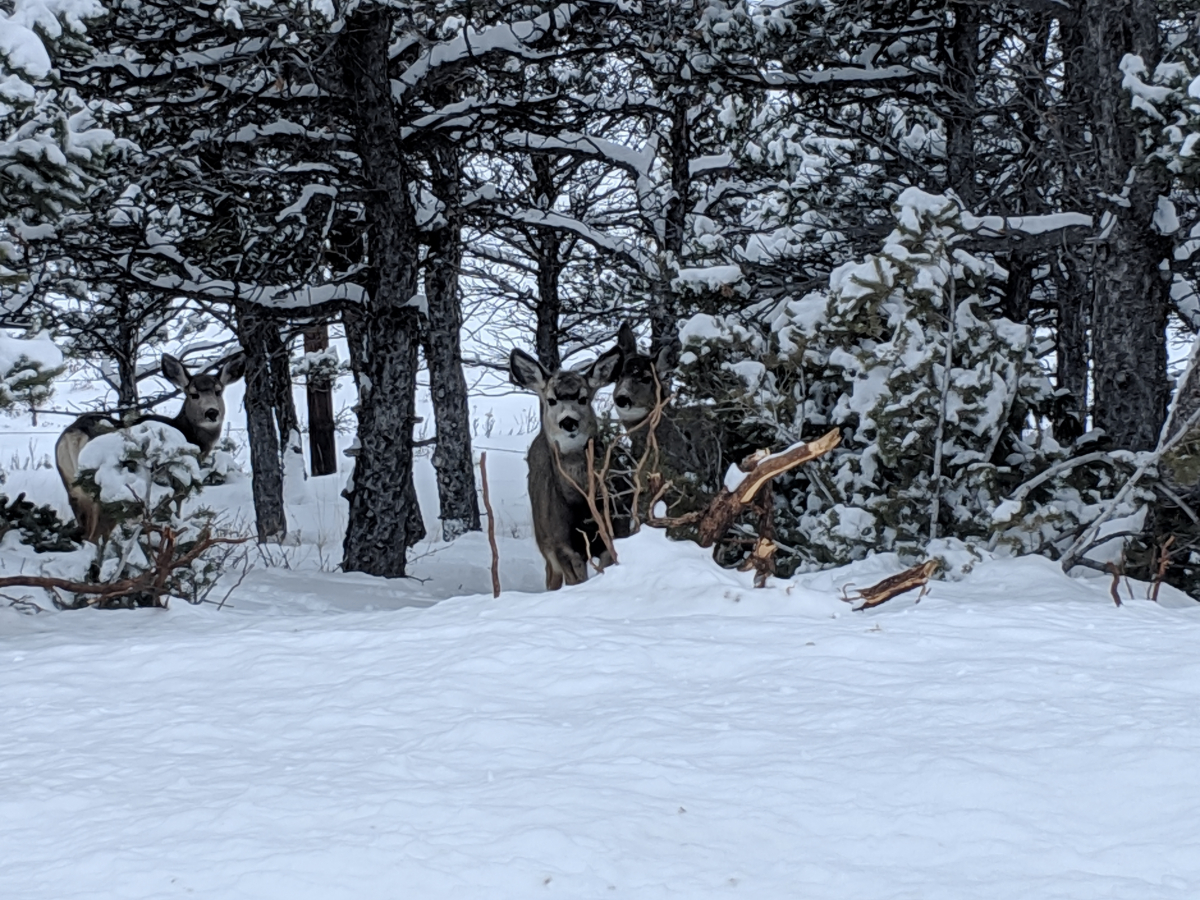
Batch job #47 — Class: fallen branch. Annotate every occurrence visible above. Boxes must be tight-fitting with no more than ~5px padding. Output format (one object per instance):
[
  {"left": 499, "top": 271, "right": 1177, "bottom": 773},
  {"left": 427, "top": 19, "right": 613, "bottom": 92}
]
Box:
[
  {"left": 697, "top": 429, "right": 841, "bottom": 548},
  {"left": 480, "top": 452, "right": 501, "bottom": 598},
  {"left": 842, "top": 560, "right": 940, "bottom": 611},
  {"left": 0, "top": 525, "right": 248, "bottom": 608}
]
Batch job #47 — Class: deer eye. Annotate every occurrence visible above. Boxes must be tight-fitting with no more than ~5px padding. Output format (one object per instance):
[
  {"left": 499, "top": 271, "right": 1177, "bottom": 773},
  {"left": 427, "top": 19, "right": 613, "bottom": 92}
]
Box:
[
  {"left": 188, "top": 392, "right": 200, "bottom": 400},
  {"left": 547, "top": 397, "right": 558, "bottom": 407}
]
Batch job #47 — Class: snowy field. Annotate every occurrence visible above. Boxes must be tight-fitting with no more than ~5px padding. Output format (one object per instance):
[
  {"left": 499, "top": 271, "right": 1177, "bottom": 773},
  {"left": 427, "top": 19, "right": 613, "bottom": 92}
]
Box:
[{"left": 3, "top": 377, "right": 1200, "bottom": 899}]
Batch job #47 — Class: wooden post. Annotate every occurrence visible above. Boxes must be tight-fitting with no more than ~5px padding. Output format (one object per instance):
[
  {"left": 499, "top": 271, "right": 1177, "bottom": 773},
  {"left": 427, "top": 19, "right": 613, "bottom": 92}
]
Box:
[{"left": 304, "top": 324, "right": 338, "bottom": 476}]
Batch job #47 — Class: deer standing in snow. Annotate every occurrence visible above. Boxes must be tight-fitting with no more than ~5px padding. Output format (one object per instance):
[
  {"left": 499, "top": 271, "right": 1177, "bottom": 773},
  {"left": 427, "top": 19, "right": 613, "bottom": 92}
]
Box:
[
  {"left": 56, "top": 352, "right": 246, "bottom": 542},
  {"left": 509, "top": 345, "right": 623, "bottom": 590}
]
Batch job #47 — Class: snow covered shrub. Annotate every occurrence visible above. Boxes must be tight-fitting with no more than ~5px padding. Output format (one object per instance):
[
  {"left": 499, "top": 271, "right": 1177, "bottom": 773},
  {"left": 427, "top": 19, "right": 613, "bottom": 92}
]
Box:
[
  {"left": 0, "top": 331, "right": 64, "bottom": 412},
  {"left": 674, "top": 188, "right": 1088, "bottom": 573},
  {"left": 72, "top": 422, "right": 242, "bottom": 607},
  {"left": 0, "top": 492, "right": 78, "bottom": 552},
  {"left": 291, "top": 344, "right": 347, "bottom": 390}
]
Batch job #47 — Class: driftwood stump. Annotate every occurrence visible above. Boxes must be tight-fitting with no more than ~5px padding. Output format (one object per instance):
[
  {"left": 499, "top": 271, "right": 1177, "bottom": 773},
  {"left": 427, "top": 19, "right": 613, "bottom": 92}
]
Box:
[{"left": 697, "top": 429, "right": 841, "bottom": 548}]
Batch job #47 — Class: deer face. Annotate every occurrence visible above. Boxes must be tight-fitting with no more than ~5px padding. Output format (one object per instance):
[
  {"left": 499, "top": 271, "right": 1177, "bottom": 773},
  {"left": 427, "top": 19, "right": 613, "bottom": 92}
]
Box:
[
  {"left": 510, "top": 347, "right": 623, "bottom": 454},
  {"left": 611, "top": 322, "right": 680, "bottom": 427},
  {"left": 162, "top": 352, "right": 247, "bottom": 434}
]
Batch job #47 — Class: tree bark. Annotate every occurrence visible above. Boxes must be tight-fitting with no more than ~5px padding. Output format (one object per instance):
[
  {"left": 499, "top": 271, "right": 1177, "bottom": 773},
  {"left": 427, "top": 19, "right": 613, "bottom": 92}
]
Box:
[
  {"left": 304, "top": 325, "right": 338, "bottom": 476},
  {"left": 115, "top": 313, "right": 139, "bottom": 409},
  {"left": 1054, "top": 251, "right": 1091, "bottom": 442},
  {"left": 1079, "top": 0, "right": 1171, "bottom": 451},
  {"left": 236, "top": 304, "right": 287, "bottom": 542},
  {"left": 339, "top": 7, "right": 425, "bottom": 577},
  {"left": 264, "top": 321, "right": 305, "bottom": 489},
  {"left": 265, "top": 324, "right": 299, "bottom": 451},
  {"left": 943, "top": 1, "right": 979, "bottom": 209},
  {"left": 531, "top": 156, "right": 563, "bottom": 370},
  {"left": 423, "top": 144, "right": 481, "bottom": 540},
  {"left": 650, "top": 98, "right": 689, "bottom": 348}
]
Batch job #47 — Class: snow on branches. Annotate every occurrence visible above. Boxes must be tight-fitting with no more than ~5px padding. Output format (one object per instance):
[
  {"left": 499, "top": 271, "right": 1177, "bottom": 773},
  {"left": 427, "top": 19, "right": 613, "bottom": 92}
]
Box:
[{"left": 675, "top": 188, "right": 1070, "bottom": 572}]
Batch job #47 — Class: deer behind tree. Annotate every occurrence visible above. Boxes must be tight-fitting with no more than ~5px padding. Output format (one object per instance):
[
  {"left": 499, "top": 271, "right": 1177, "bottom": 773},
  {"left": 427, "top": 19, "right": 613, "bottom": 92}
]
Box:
[
  {"left": 509, "top": 346, "right": 623, "bottom": 590},
  {"left": 55, "top": 353, "right": 246, "bottom": 542},
  {"left": 612, "top": 322, "right": 723, "bottom": 499}
]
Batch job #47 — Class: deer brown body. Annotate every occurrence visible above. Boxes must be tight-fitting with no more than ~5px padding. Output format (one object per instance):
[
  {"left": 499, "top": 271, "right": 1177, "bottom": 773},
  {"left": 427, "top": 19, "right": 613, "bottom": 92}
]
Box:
[
  {"left": 56, "top": 353, "right": 246, "bottom": 542},
  {"left": 510, "top": 346, "right": 622, "bottom": 590}
]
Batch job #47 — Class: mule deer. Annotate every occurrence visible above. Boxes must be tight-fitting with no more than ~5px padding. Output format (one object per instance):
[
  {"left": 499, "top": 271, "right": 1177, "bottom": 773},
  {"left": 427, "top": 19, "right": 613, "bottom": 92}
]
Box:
[
  {"left": 56, "top": 352, "right": 246, "bottom": 542},
  {"left": 510, "top": 345, "right": 623, "bottom": 590},
  {"left": 612, "top": 322, "right": 722, "bottom": 497}
]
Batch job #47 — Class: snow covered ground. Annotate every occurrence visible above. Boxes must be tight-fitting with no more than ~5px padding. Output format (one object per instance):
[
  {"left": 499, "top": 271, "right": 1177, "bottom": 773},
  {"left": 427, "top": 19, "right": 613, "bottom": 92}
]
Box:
[{"left": 3, "top": 380, "right": 1200, "bottom": 899}]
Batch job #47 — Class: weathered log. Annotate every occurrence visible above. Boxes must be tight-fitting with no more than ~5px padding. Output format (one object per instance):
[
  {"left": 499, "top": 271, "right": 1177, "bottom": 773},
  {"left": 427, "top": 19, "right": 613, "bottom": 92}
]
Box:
[
  {"left": 842, "top": 560, "right": 941, "bottom": 611},
  {"left": 696, "top": 429, "right": 841, "bottom": 548}
]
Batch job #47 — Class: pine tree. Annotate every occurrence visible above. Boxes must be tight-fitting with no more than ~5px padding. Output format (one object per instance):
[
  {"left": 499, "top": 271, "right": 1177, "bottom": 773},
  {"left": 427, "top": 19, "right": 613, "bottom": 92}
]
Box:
[{"left": 677, "top": 189, "right": 1057, "bottom": 571}]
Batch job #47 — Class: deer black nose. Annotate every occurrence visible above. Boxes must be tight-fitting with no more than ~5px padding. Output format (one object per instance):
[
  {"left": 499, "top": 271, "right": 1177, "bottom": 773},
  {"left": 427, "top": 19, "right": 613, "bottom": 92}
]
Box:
[
  {"left": 559, "top": 416, "right": 579, "bottom": 433},
  {"left": 614, "top": 394, "right": 631, "bottom": 409},
  {"left": 205, "top": 409, "right": 220, "bottom": 422}
]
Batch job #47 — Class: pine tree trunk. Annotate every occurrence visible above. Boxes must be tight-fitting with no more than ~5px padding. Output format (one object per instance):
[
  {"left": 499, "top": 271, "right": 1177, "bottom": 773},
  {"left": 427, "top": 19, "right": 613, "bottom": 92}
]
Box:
[
  {"left": 304, "top": 325, "right": 338, "bottom": 476},
  {"left": 237, "top": 304, "right": 287, "bottom": 542},
  {"left": 266, "top": 324, "right": 299, "bottom": 453},
  {"left": 339, "top": 7, "right": 425, "bottom": 577},
  {"left": 532, "top": 157, "right": 563, "bottom": 370},
  {"left": 943, "top": 1, "right": 979, "bottom": 208},
  {"left": 115, "top": 317, "right": 139, "bottom": 410},
  {"left": 1079, "top": 0, "right": 1170, "bottom": 451},
  {"left": 423, "top": 145, "right": 480, "bottom": 541},
  {"left": 265, "top": 322, "right": 305, "bottom": 490},
  {"left": 534, "top": 255, "right": 562, "bottom": 370},
  {"left": 651, "top": 99, "right": 689, "bottom": 348},
  {"left": 1055, "top": 251, "right": 1091, "bottom": 441}
]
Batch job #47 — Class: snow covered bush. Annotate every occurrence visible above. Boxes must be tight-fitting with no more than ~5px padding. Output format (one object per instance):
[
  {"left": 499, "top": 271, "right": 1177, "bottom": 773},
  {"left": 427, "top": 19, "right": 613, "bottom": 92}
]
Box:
[
  {"left": 0, "top": 491, "right": 77, "bottom": 552},
  {"left": 0, "top": 330, "right": 64, "bottom": 411},
  {"left": 673, "top": 188, "right": 1116, "bottom": 573},
  {"left": 72, "top": 422, "right": 243, "bottom": 607}
]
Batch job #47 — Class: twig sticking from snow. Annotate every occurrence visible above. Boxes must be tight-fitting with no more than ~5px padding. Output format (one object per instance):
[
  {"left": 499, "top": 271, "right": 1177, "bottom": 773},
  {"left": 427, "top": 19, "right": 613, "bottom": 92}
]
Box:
[
  {"left": 1105, "top": 562, "right": 1124, "bottom": 607},
  {"left": 1150, "top": 536, "right": 1175, "bottom": 603},
  {"left": 479, "top": 452, "right": 501, "bottom": 599}
]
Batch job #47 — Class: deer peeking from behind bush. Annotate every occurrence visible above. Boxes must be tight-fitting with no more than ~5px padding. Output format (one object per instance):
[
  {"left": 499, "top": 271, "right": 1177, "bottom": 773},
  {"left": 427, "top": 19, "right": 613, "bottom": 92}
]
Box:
[
  {"left": 509, "top": 345, "right": 623, "bottom": 590},
  {"left": 611, "top": 323, "right": 723, "bottom": 524},
  {"left": 55, "top": 352, "right": 246, "bottom": 542}
]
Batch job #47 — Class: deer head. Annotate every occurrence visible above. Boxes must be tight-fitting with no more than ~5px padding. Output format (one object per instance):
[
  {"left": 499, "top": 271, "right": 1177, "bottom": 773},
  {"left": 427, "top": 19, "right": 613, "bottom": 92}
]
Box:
[
  {"left": 611, "top": 322, "right": 680, "bottom": 428},
  {"left": 509, "top": 346, "right": 623, "bottom": 454},
  {"left": 161, "top": 352, "right": 246, "bottom": 437}
]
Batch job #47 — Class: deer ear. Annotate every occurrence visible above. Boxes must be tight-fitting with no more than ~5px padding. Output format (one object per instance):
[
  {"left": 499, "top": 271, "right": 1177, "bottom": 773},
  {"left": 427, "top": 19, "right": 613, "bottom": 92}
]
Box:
[
  {"left": 161, "top": 354, "right": 191, "bottom": 390},
  {"left": 509, "top": 348, "right": 549, "bottom": 393},
  {"left": 654, "top": 338, "right": 680, "bottom": 379},
  {"left": 617, "top": 322, "right": 639, "bottom": 357},
  {"left": 219, "top": 352, "right": 247, "bottom": 386},
  {"left": 586, "top": 345, "right": 624, "bottom": 389}
]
